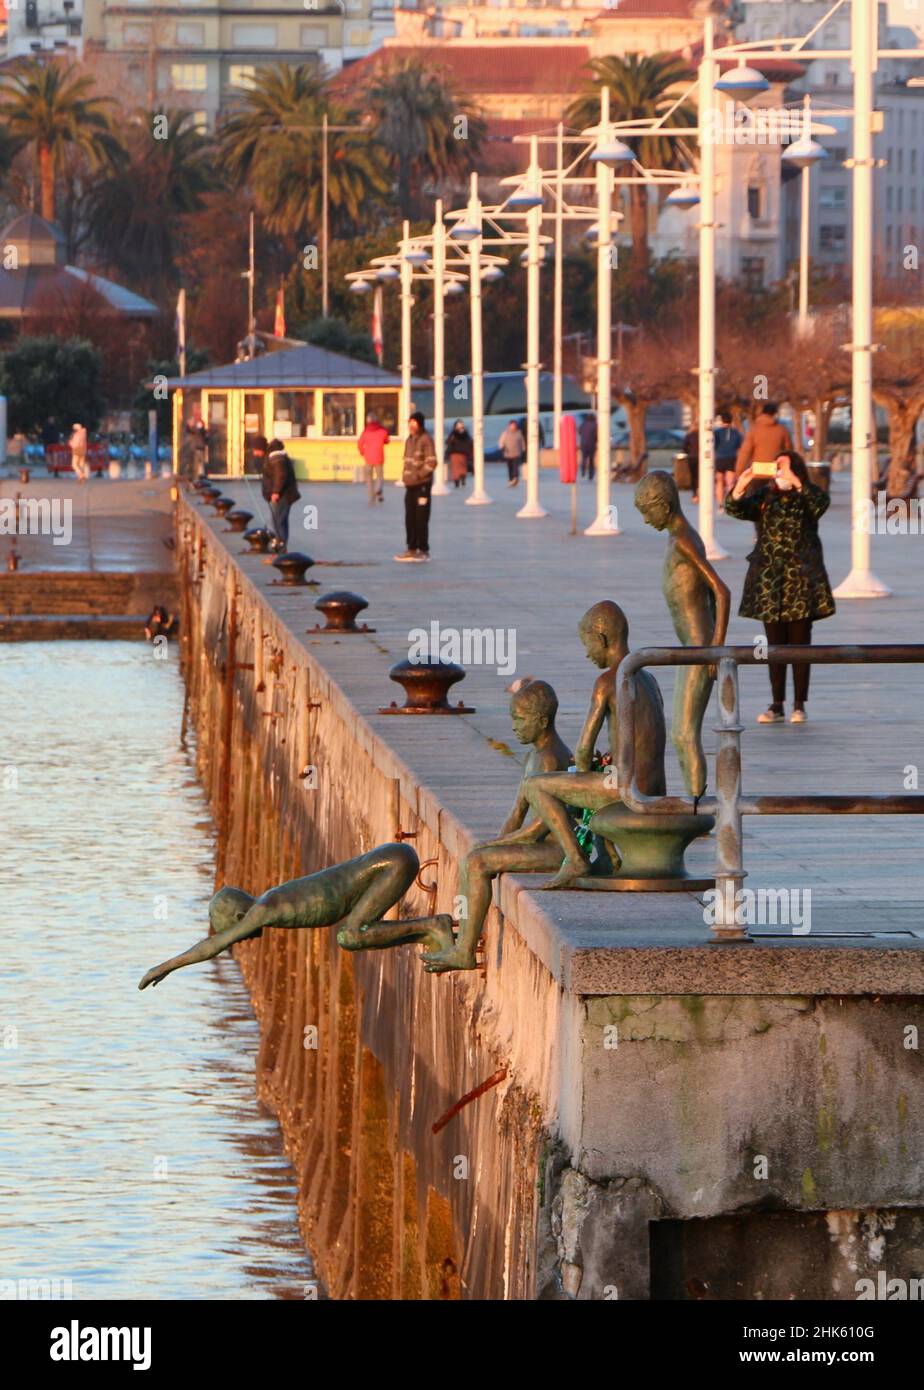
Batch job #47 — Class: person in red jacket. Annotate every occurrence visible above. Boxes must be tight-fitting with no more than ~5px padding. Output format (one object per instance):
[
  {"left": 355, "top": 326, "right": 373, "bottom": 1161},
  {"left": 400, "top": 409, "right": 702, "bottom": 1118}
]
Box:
[{"left": 357, "top": 412, "right": 389, "bottom": 504}]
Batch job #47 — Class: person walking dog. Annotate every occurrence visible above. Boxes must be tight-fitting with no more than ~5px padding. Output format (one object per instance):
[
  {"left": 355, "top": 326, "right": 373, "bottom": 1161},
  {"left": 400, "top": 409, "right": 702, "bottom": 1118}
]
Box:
[
  {"left": 395, "top": 411, "right": 436, "bottom": 562},
  {"left": 725, "top": 450, "right": 835, "bottom": 724}
]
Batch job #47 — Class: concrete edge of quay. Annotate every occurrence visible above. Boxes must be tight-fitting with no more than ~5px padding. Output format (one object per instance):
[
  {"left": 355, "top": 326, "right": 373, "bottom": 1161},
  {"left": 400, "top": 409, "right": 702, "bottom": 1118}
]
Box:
[{"left": 176, "top": 487, "right": 924, "bottom": 1301}]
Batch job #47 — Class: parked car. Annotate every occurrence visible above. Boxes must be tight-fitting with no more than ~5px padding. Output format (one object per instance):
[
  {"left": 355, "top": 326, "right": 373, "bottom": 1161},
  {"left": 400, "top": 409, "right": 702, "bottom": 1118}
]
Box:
[{"left": 613, "top": 428, "right": 686, "bottom": 452}]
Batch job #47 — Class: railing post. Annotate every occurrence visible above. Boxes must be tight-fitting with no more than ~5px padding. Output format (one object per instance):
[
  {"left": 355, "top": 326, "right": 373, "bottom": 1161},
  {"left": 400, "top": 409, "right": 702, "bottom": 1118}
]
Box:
[{"left": 711, "top": 656, "right": 749, "bottom": 942}]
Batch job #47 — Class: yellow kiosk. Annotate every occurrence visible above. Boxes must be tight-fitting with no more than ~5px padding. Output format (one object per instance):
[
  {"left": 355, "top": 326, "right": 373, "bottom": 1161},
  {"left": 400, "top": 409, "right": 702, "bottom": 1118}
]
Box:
[{"left": 169, "top": 343, "right": 425, "bottom": 481}]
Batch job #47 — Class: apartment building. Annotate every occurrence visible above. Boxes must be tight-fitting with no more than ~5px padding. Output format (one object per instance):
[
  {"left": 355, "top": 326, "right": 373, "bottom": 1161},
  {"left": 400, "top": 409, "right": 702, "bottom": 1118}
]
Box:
[{"left": 3, "top": 2, "right": 397, "bottom": 127}]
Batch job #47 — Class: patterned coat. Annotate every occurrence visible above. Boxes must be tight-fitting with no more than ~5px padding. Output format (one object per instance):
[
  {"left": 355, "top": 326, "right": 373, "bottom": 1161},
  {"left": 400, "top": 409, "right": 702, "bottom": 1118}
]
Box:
[{"left": 724, "top": 482, "right": 836, "bottom": 623}]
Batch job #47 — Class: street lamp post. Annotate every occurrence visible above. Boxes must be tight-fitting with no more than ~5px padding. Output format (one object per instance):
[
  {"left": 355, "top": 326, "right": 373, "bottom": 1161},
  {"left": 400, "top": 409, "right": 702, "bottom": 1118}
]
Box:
[
  {"left": 697, "top": 16, "right": 725, "bottom": 562},
  {"left": 430, "top": 200, "right": 449, "bottom": 496},
  {"left": 399, "top": 220, "right": 414, "bottom": 431},
  {"left": 585, "top": 87, "right": 622, "bottom": 536},
  {"left": 518, "top": 136, "right": 548, "bottom": 519},
  {"left": 834, "top": 0, "right": 890, "bottom": 597}
]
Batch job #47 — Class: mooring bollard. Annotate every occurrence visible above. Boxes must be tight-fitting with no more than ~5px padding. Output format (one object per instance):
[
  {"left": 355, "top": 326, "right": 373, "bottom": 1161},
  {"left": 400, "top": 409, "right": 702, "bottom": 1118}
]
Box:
[
  {"left": 379, "top": 658, "right": 475, "bottom": 715},
  {"left": 243, "top": 527, "right": 272, "bottom": 553},
  {"left": 225, "top": 509, "right": 253, "bottom": 533},
  {"left": 270, "top": 552, "right": 316, "bottom": 586},
  {"left": 19, "top": 468, "right": 30, "bottom": 484},
  {"left": 198, "top": 486, "right": 221, "bottom": 504},
  {"left": 211, "top": 496, "right": 235, "bottom": 516},
  {"left": 308, "top": 591, "right": 375, "bottom": 634}
]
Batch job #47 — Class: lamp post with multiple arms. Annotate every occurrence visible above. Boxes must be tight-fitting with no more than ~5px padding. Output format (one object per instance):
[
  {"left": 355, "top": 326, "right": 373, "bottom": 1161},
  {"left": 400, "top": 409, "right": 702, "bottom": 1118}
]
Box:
[{"left": 695, "top": 0, "right": 913, "bottom": 596}]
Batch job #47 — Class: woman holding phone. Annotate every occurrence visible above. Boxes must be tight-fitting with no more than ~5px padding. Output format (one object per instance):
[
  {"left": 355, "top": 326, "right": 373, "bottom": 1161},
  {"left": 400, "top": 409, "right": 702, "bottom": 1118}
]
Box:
[{"left": 725, "top": 450, "right": 835, "bottom": 724}]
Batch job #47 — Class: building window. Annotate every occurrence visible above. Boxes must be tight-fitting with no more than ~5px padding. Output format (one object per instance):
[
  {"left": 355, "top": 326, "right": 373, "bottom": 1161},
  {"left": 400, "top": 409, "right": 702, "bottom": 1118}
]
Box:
[
  {"left": 912, "top": 149, "right": 918, "bottom": 175},
  {"left": 273, "top": 391, "right": 316, "bottom": 439},
  {"left": 828, "top": 146, "right": 847, "bottom": 164},
  {"left": 301, "top": 25, "right": 326, "bottom": 47},
  {"left": 322, "top": 392, "right": 357, "bottom": 438},
  {"left": 170, "top": 64, "right": 207, "bottom": 92},
  {"left": 123, "top": 21, "right": 150, "bottom": 44},
  {"left": 819, "top": 186, "right": 846, "bottom": 209},
  {"left": 229, "top": 64, "right": 257, "bottom": 89},
  {"left": 820, "top": 224, "right": 847, "bottom": 254},
  {"left": 231, "top": 23, "right": 277, "bottom": 47},
  {"left": 886, "top": 187, "right": 893, "bottom": 212},
  {"left": 363, "top": 391, "right": 399, "bottom": 437},
  {"left": 747, "top": 184, "right": 763, "bottom": 220},
  {"left": 740, "top": 256, "right": 764, "bottom": 291},
  {"left": 898, "top": 148, "right": 904, "bottom": 174},
  {"left": 191, "top": 111, "right": 208, "bottom": 133},
  {"left": 176, "top": 22, "right": 205, "bottom": 46},
  {"left": 898, "top": 187, "right": 904, "bottom": 213},
  {"left": 886, "top": 225, "right": 893, "bottom": 250}
]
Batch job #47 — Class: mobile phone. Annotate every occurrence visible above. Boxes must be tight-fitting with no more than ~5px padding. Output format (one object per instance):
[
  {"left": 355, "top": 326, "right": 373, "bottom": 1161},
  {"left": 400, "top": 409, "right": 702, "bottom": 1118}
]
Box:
[{"left": 752, "top": 460, "right": 778, "bottom": 478}]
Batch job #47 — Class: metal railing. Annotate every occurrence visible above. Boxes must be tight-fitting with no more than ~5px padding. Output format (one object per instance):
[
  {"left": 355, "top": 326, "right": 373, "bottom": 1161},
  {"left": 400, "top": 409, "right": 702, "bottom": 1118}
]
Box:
[{"left": 616, "top": 645, "right": 924, "bottom": 939}]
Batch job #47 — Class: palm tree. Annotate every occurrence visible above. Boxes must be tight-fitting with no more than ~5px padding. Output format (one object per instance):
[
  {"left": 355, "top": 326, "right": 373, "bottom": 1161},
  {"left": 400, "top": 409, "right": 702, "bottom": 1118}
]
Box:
[
  {"left": 86, "top": 109, "right": 217, "bottom": 296},
  {"left": 0, "top": 59, "right": 120, "bottom": 222},
  {"left": 363, "top": 57, "right": 485, "bottom": 218},
  {"left": 219, "top": 64, "right": 388, "bottom": 239},
  {"left": 567, "top": 54, "right": 697, "bottom": 284}
]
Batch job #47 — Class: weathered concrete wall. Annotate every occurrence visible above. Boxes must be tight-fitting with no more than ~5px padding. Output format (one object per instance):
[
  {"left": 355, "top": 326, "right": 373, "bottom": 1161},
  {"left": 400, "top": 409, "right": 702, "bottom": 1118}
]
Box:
[{"left": 178, "top": 496, "right": 924, "bottom": 1302}]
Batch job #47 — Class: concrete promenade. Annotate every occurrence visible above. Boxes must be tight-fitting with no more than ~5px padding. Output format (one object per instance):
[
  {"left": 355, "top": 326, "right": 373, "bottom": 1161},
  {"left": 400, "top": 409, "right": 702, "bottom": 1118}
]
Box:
[{"left": 195, "top": 464, "right": 922, "bottom": 987}]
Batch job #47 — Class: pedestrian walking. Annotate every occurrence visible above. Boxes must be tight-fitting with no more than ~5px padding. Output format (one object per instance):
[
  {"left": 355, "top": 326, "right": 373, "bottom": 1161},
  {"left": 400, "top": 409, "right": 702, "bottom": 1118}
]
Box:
[
  {"left": 395, "top": 411, "right": 436, "bottom": 562},
  {"left": 261, "top": 437, "right": 300, "bottom": 551},
  {"left": 69, "top": 421, "right": 89, "bottom": 483},
  {"left": 725, "top": 450, "right": 835, "bottom": 725},
  {"left": 357, "top": 412, "right": 389, "bottom": 504},
  {"left": 682, "top": 423, "right": 700, "bottom": 503},
  {"left": 579, "top": 412, "right": 597, "bottom": 480},
  {"left": 446, "top": 420, "right": 473, "bottom": 489},
  {"left": 499, "top": 419, "right": 525, "bottom": 487},
  {"left": 713, "top": 408, "right": 743, "bottom": 509},
  {"left": 735, "top": 401, "right": 793, "bottom": 477},
  {"left": 188, "top": 417, "right": 209, "bottom": 477}
]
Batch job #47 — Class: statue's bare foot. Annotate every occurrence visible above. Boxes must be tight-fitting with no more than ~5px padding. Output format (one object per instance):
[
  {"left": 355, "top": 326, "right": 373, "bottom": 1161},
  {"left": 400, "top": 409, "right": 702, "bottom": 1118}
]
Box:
[
  {"left": 541, "top": 856, "right": 590, "bottom": 890},
  {"left": 418, "top": 914, "right": 456, "bottom": 959},
  {"left": 421, "top": 942, "right": 479, "bottom": 974},
  {"left": 138, "top": 962, "right": 172, "bottom": 990}
]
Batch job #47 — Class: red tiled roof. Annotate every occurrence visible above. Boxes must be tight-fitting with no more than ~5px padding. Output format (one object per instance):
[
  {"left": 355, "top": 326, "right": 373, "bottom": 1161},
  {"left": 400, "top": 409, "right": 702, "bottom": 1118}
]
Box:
[
  {"left": 680, "top": 36, "right": 806, "bottom": 82},
  {"left": 592, "top": 0, "right": 702, "bottom": 17},
  {"left": 332, "top": 44, "right": 594, "bottom": 98}
]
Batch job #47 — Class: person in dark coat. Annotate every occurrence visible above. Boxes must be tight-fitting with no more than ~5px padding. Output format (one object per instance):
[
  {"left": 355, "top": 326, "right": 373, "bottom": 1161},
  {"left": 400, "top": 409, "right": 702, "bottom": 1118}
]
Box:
[
  {"left": 446, "top": 420, "right": 473, "bottom": 488},
  {"left": 396, "top": 411, "right": 436, "bottom": 561},
  {"left": 725, "top": 450, "right": 835, "bottom": 724},
  {"left": 261, "top": 437, "right": 300, "bottom": 550},
  {"left": 579, "top": 413, "right": 597, "bottom": 480},
  {"left": 682, "top": 425, "right": 700, "bottom": 502}
]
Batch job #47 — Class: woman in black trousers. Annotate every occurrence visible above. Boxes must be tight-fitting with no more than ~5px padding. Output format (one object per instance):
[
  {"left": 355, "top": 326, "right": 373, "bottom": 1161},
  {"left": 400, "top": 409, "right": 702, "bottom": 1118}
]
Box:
[{"left": 724, "top": 451, "right": 835, "bottom": 724}]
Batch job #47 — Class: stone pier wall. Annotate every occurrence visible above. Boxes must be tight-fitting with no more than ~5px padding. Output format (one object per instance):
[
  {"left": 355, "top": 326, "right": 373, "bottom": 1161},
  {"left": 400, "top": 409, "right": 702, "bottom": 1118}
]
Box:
[
  {"left": 178, "top": 504, "right": 572, "bottom": 1300},
  {"left": 178, "top": 496, "right": 924, "bottom": 1302}
]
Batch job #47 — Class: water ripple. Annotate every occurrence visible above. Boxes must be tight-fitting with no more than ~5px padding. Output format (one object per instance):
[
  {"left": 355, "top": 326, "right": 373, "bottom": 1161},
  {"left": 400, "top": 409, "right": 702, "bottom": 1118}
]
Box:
[{"left": 0, "top": 643, "right": 315, "bottom": 1300}]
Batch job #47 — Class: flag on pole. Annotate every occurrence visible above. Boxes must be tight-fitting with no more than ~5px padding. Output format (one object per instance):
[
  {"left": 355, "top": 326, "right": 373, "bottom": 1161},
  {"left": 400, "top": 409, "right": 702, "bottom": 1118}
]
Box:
[
  {"left": 175, "top": 288, "right": 187, "bottom": 377},
  {"left": 371, "top": 285, "right": 384, "bottom": 365},
  {"left": 274, "top": 282, "right": 286, "bottom": 338}
]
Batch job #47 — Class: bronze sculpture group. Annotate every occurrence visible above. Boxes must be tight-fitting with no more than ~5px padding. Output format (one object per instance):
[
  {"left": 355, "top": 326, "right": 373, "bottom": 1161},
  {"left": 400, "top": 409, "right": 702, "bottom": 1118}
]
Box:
[{"left": 140, "top": 473, "right": 730, "bottom": 990}]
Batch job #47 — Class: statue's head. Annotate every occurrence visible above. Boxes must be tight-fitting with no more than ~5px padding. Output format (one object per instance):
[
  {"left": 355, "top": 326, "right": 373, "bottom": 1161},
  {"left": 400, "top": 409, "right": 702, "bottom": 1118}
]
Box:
[
  {"left": 634, "top": 470, "right": 679, "bottom": 532},
  {"left": 209, "top": 886, "right": 255, "bottom": 933},
  {"left": 578, "top": 601, "right": 628, "bottom": 669},
  {"left": 509, "top": 679, "right": 558, "bottom": 744}
]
